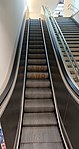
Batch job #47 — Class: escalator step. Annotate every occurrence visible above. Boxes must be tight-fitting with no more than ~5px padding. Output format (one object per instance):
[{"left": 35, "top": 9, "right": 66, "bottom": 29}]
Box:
[
  {"left": 27, "top": 72, "right": 49, "bottom": 79},
  {"left": 29, "top": 45, "right": 44, "bottom": 49},
  {"left": 26, "top": 80, "right": 50, "bottom": 88},
  {"left": 28, "top": 49, "right": 44, "bottom": 53},
  {"left": 28, "top": 59, "right": 46, "bottom": 65},
  {"left": 29, "top": 41, "right": 43, "bottom": 44},
  {"left": 24, "top": 99, "right": 54, "bottom": 112},
  {"left": 27, "top": 65, "right": 47, "bottom": 72},
  {"left": 23, "top": 113, "right": 57, "bottom": 126},
  {"left": 28, "top": 54, "right": 45, "bottom": 59},
  {"left": 25, "top": 88, "right": 52, "bottom": 99},
  {"left": 21, "top": 126, "right": 62, "bottom": 143},
  {"left": 29, "top": 37, "right": 43, "bottom": 40},
  {"left": 20, "top": 142, "right": 64, "bottom": 149}
]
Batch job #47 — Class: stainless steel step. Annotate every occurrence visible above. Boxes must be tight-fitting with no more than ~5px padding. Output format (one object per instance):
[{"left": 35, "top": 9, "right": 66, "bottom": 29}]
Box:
[
  {"left": 64, "top": 37, "right": 79, "bottom": 40},
  {"left": 61, "top": 31, "right": 79, "bottom": 33},
  {"left": 63, "top": 33, "right": 79, "bottom": 35},
  {"left": 68, "top": 44, "right": 79, "bottom": 48},
  {"left": 64, "top": 41, "right": 79, "bottom": 44},
  {"left": 28, "top": 59, "right": 46, "bottom": 65},
  {"left": 25, "top": 88, "right": 52, "bottom": 99},
  {"left": 63, "top": 52, "right": 79, "bottom": 56},
  {"left": 65, "top": 61, "right": 79, "bottom": 67},
  {"left": 24, "top": 99, "right": 54, "bottom": 112},
  {"left": 60, "top": 28, "right": 79, "bottom": 31},
  {"left": 26, "top": 80, "right": 50, "bottom": 87},
  {"left": 29, "top": 45, "right": 44, "bottom": 49},
  {"left": 27, "top": 65, "right": 47, "bottom": 72},
  {"left": 60, "top": 44, "right": 79, "bottom": 48},
  {"left": 21, "top": 126, "right": 62, "bottom": 143},
  {"left": 30, "top": 33, "right": 42, "bottom": 36},
  {"left": 23, "top": 113, "right": 57, "bottom": 126},
  {"left": 28, "top": 54, "right": 45, "bottom": 59},
  {"left": 29, "top": 49, "right": 44, "bottom": 53},
  {"left": 29, "top": 34, "right": 42, "bottom": 37},
  {"left": 29, "top": 41, "right": 43, "bottom": 44},
  {"left": 29, "top": 37, "right": 43, "bottom": 40},
  {"left": 27, "top": 72, "right": 49, "bottom": 79},
  {"left": 64, "top": 56, "right": 79, "bottom": 61},
  {"left": 62, "top": 48, "right": 79, "bottom": 52},
  {"left": 20, "top": 142, "right": 64, "bottom": 149}
]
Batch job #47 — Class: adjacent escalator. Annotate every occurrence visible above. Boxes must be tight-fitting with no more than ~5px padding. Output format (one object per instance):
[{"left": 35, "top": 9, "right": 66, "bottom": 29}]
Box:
[
  {"left": 19, "top": 19, "right": 65, "bottom": 149},
  {"left": 56, "top": 17, "right": 79, "bottom": 86}
]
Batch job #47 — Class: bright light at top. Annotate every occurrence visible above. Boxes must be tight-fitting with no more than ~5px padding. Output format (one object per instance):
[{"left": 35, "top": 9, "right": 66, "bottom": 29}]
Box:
[{"left": 26, "top": 0, "right": 31, "bottom": 8}]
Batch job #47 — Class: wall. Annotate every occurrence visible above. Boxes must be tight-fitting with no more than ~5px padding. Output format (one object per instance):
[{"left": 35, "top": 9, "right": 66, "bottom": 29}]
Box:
[
  {"left": 73, "top": 0, "right": 79, "bottom": 22},
  {"left": 64, "top": 0, "right": 79, "bottom": 17},
  {"left": 0, "top": 0, "right": 26, "bottom": 94},
  {"left": 74, "top": 0, "right": 79, "bottom": 10}
]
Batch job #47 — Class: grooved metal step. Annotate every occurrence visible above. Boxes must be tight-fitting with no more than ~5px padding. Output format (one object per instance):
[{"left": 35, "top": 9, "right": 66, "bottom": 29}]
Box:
[
  {"left": 64, "top": 56, "right": 79, "bottom": 61},
  {"left": 24, "top": 99, "right": 54, "bottom": 112},
  {"left": 20, "top": 142, "right": 64, "bottom": 149},
  {"left": 28, "top": 54, "right": 45, "bottom": 59},
  {"left": 23, "top": 113, "right": 57, "bottom": 126},
  {"left": 29, "top": 41, "right": 43, "bottom": 44},
  {"left": 21, "top": 126, "right": 62, "bottom": 143},
  {"left": 29, "top": 49, "right": 44, "bottom": 53},
  {"left": 29, "top": 37, "right": 43, "bottom": 40},
  {"left": 28, "top": 59, "right": 46, "bottom": 65},
  {"left": 26, "top": 80, "right": 50, "bottom": 87},
  {"left": 29, "top": 45, "right": 44, "bottom": 49},
  {"left": 27, "top": 72, "right": 49, "bottom": 79},
  {"left": 62, "top": 48, "right": 79, "bottom": 52},
  {"left": 63, "top": 52, "right": 79, "bottom": 56},
  {"left": 25, "top": 88, "right": 52, "bottom": 99},
  {"left": 27, "top": 65, "right": 47, "bottom": 72}
]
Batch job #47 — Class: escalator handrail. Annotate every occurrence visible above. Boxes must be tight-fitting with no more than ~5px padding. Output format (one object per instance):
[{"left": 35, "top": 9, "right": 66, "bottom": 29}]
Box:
[
  {"left": 0, "top": 15, "right": 26, "bottom": 106},
  {"left": 45, "top": 6, "right": 79, "bottom": 81}
]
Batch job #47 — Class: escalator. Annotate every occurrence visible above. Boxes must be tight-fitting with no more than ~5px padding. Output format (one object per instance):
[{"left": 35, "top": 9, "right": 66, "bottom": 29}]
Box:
[
  {"left": 1, "top": 9, "right": 79, "bottom": 149},
  {"left": 1, "top": 12, "right": 79, "bottom": 148},
  {"left": 20, "top": 19, "right": 65, "bottom": 149},
  {"left": 56, "top": 17, "right": 79, "bottom": 85}
]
